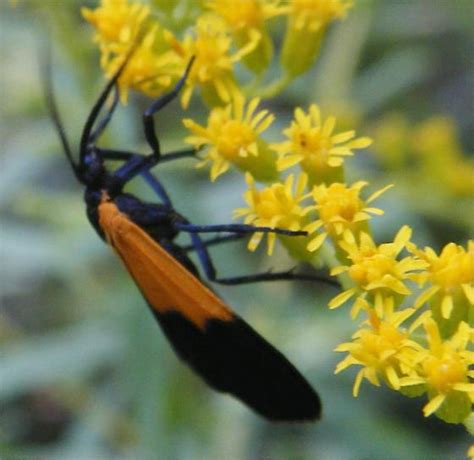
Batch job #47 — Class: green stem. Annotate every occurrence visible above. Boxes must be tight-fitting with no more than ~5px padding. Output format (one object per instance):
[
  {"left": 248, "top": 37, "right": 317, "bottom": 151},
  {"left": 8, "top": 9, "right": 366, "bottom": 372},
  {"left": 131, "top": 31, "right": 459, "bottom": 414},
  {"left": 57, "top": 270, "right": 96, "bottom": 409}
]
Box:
[
  {"left": 258, "top": 73, "right": 293, "bottom": 99},
  {"left": 242, "top": 72, "right": 266, "bottom": 98}
]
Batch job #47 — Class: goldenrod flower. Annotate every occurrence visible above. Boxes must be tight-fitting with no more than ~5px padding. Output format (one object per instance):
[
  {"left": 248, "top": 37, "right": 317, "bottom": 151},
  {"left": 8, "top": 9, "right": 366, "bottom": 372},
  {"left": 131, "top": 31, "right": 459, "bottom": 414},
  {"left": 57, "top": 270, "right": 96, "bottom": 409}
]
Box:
[
  {"left": 304, "top": 181, "right": 392, "bottom": 252},
  {"left": 284, "top": 0, "right": 352, "bottom": 32},
  {"left": 330, "top": 227, "right": 427, "bottom": 316},
  {"left": 399, "top": 319, "right": 474, "bottom": 423},
  {"left": 206, "top": 0, "right": 284, "bottom": 73},
  {"left": 410, "top": 241, "right": 474, "bottom": 325},
  {"left": 272, "top": 104, "right": 372, "bottom": 184},
  {"left": 372, "top": 114, "right": 474, "bottom": 196},
  {"left": 166, "top": 15, "right": 259, "bottom": 108},
  {"left": 183, "top": 91, "right": 276, "bottom": 182},
  {"left": 207, "top": 0, "right": 283, "bottom": 30},
  {"left": 83, "top": 0, "right": 178, "bottom": 103},
  {"left": 280, "top": 0, "right": 352, "bottom": 77},
  {"left": 106, "top": 28, "right": 179, "bottom": 103},
  {"left": 335, "top": 309, "right": 421, "bottom": 396},
  {"left": 82, "top": 0, "right": 149, "bottom": 55},
  {"left": 234, "top": 173, "right": 310, "bottom": 256}
]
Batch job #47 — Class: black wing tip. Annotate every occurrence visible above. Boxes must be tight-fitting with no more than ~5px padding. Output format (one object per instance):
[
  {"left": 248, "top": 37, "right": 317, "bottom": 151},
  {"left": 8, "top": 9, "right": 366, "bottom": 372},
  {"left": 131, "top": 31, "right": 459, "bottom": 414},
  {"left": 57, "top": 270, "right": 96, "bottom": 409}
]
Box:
[
  {"left": 222, "top": 316, "right": 322, "bottom": 423},
  {"left": 152, "top": 309, "right": 323, "bottom": 422},
  {"left": 271, "top": 401, "right": 321, "bottom": 422},
  {"left": 238, "top": 391, "right": 321, "bottom": 423},
  {"left": 255, "top": 380, "right": 322, "bottom": 423}
]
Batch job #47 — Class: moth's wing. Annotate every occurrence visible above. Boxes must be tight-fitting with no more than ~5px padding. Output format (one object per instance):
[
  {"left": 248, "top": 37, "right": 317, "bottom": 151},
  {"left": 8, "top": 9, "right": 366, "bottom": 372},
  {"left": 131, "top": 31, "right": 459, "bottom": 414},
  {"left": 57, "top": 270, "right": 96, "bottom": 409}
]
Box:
[
  {"left": 99, "top": 202, "right": 321, "bottom": 421},
  {"left": 155, "top": 310, "right": 321, "bottom": 421}
]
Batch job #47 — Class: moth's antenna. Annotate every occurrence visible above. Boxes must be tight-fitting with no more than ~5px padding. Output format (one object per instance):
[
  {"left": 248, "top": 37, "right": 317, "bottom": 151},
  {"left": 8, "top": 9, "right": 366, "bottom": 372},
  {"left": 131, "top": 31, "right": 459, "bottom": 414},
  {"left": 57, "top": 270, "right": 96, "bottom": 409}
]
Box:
[
  {"left": 79, "top": 47, "right": 136, "bottom": 166},
  {"left": 41, "top": 43, "right": 82, "bottom": 182}
]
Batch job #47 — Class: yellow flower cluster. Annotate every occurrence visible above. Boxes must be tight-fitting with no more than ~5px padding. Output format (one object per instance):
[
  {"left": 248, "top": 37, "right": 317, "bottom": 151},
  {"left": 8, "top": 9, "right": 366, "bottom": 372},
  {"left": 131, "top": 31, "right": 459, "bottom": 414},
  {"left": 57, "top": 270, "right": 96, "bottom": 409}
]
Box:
[
  {"left": 83, "top": 0, "right": 353, "bottom": 181},
  {"left": 234, "top": 173, "right": 310, "bottom": 257},
  {"left": 83, "top": 0, "right": 350, "bottom": 108},
  {"left": 83, "top": 0, "right": 472, "bottom": 431},
  {"left": 329, "top": 227, "right": 426, "bottom": 316},
  {"left": 400, "top": 318, "right": 473, "bottom": 421},
  {"left": 206, "top": 0, "right": 284, "bottom": 74},
  {"left": 335, "top": 309, "right": 421, "bottom": 396},
  {"left": 82, "top": 0, "right": 180, "bottom": 103},
  {"left": 334, "top": 237, "right": 473, "bottom": 422},
  {"left": 229, "top": 99, "right": 473, "bottom": 427},
  {"left": 413, "top": 116, "right": 474, "bottom": 197},
  {"left": 328, "top": 223, "right": 473, "bottom": 424},
  {"left": 165, "top": 14, "right": 259, "bottom": 108},
  {"left": 304, "top": 181, "right": 391, "bottom": 253},
  {"left": 372, "top": 114, "right": 474, "bottom": 197},
  {"left": 234, "top": 103, "right": 377, "bottom": 257}
]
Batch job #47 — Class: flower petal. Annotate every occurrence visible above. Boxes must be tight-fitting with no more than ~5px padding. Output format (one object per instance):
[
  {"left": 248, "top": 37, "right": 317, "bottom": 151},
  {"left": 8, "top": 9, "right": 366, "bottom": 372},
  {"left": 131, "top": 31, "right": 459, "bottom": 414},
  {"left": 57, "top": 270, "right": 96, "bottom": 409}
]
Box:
[
  {"left": 329, "top": 288, "right": 357, "bottom": 309},
  {"left": 423, "top": 394, "right": 445, "bottom": 417}
]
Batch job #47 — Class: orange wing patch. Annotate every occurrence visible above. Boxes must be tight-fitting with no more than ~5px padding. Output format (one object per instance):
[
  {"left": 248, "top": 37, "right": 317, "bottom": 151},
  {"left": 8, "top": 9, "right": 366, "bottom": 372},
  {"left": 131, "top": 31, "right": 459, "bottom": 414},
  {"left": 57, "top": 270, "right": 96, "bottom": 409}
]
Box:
[{"left": 98, "top": 200, "right": 234, "bottom": 329}]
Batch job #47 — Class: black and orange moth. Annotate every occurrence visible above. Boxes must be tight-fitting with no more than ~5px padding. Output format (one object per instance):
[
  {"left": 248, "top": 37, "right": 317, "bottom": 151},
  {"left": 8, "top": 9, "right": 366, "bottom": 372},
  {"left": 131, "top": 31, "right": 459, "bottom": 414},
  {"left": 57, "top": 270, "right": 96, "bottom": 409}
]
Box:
[{"left": 44, "top": 56, "right": 323, "bottom": 421}]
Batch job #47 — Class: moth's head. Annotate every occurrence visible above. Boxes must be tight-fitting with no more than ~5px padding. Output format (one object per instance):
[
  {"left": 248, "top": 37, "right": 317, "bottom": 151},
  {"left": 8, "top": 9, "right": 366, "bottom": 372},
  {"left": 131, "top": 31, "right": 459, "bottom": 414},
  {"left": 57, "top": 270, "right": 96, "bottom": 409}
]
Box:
[{"left": 80, "top": 147, "right": 107, "bottom": 188}]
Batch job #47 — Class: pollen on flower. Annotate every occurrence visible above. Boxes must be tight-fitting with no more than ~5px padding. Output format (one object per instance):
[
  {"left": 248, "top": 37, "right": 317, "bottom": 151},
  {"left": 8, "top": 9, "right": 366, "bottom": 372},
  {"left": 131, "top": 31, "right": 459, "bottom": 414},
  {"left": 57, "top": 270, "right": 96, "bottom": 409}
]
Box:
[
  {"left": 233, "top": 173, "right": 310, "bottom": 255},
  {"left": 410, "top": 241, "right": 474, "bottom": 319},
  {"left": 335, "top": 309, "right": 420, "bottom": 396},
  {"left": 329, "top": 226, "right": 427, "bottom": 316},
  {"left": 303, "top": 181, "right": 392, "bottom": 252},
  {"left": 183, "top": 91, "right": 274, "bottom": 181},
  {"left": 287, "top": 0, "right": 353, "bottom": 32},
  {"left": 166, "top": 15, "right": 259, "bottom": 108},
  {"left": 399, "top": 319, "right": 474, "bottom": 422},
  {"left": 272, "top": 104, "right": 372, "bottom": 183}
]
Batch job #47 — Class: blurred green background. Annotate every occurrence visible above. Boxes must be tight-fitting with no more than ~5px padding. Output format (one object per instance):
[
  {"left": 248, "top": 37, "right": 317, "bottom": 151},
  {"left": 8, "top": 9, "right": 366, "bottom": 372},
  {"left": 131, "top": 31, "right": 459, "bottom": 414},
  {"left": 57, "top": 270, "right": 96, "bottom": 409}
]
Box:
[{"left": 1, "top": 1, "right": 473, "bottom": 459}]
